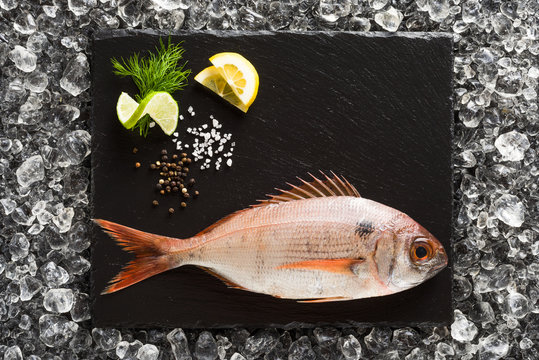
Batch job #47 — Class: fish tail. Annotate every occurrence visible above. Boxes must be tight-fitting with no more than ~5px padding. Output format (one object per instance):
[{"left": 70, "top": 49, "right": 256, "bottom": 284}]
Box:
[{"left": 94, "top": 219, "right": 177, "bottom": 295}]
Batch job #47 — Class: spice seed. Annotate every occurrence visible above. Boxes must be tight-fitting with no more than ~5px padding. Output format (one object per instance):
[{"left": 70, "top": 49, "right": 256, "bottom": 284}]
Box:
[
  {"left": 169, "top": 208, "right": 174, "bottom": 214},
  {"left": 152, "top": 200, "right": 159, "bottom": 206},
  {"left": 132, "top": 147, "right": 138, "bottom": 154},
  {"left": 135, "top": 162, "right": 141, "bottom": 168},
  {"left": 180, "top": 202, "right": 187, "bottom": 208}
]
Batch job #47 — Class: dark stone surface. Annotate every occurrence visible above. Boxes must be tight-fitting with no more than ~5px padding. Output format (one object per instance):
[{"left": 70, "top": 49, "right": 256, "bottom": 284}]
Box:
[{"left": 91, "top": 30, "right": 453, "bottom": 328}]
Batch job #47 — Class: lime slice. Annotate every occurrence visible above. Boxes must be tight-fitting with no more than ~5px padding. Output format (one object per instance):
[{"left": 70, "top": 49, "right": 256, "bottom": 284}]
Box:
[
  {"left": 124, "top": 91, "right": 179, "bottom": 135},
  {"left": 209, "top": 52, "right": 259, "bottom": 108},
  {"left": 194, "top": 66, "right": 249, "bottom": 113},
  {"left": 116, "top": 92, "right": 140, "bottom": 129}
]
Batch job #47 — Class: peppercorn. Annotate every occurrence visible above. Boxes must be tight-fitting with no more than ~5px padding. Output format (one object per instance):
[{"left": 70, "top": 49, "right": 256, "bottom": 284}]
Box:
[
  {"left": 186, "top": 158, "right": 192, "bottom": 164},
  {"left": 180, "top": 202, "right": 187, "bottom": 208},
  {"left": 173, "top": 186, "right": 179, "bottom": 192},
  {"left": 183, "top": 193, "right": 190, "bottom": 198},
  {"left": 181, "top": 188, "right": 187, "bottom": 193},
  {"left": 168, "top": 208, "right": 174, "bottom": 214},
  {"left": 183, "top": 167, "right": 189, "bottom": 173},
  {"left": 162, "top": 155, "right": 168, "bottom": 161},
  {"left": 156, "top": 161, "right": 161, "bottom": 166},
  {"left": 159, "top": 179, "right": 164, "bottom": 184},
  {"left": 133, "top": 147, "right": 138, "bottom": 154},
  {"left": 161, "top": 149, "right": 168, "bottom": 155},
  {"left": 135, "top": 162, "right": 141, "bottom": 168},
  {"left": 181, "top": 152, "right": 187, "bottom": 158},
  {"left": 181, "top": 157, "right": 188, "bottom": 163},
  {"left": 194, "top": 190, "right": 200, "bottom": 197},
  {"left": 164, "top": 180, "right": 170, "bottom": 185},
  {"left": 177, "top": 161, "right": 183, "bottom": 166},
  {"left": 150, "top": 164, "right": 157, "bottom": 170},
  {"left": 160, "top": 190, "right": 165, "bottom": 195},
  {"left": 162, "top": 166, "right": 168, "bottom": 172},
  {"left": 152, "top": 200, "right": 159, "bottom": 206},
  {"left": 188, "top": 178, "right": 195, "bottom": 186},
  {"left": 166, "top": 185, "right": 171, "bottom": 191}
]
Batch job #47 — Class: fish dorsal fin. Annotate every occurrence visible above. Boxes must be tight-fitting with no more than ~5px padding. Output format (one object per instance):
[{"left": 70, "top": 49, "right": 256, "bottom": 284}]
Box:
[
  {"left": 195, "top": 173, "right": 360, "bottom": 237},
  {"left": 255, "top": 171, "right": 360, "bottom": 207}
]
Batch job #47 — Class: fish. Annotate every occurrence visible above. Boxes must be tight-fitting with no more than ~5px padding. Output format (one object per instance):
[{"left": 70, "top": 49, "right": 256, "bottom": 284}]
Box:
[{"left": 94, "top": 172, "right": 448, "bottom": 302}]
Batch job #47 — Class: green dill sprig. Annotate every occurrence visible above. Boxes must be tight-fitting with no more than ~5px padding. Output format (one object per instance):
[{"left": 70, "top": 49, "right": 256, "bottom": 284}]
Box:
[
  {"left": 111, "top": 37, "right": 191, "bottom": 102},
  {"left": 132, "top": 114, "right": 152, "bottom": 137}
]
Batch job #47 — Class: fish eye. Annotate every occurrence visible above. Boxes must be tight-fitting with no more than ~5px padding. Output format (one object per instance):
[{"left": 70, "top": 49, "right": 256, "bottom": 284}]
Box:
[{"left": 410, "top": 240, "right": 432, "bottom": 263}]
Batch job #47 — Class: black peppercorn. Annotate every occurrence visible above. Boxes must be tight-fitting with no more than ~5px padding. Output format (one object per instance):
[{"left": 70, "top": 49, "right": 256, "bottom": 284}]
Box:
[{"left": 161, "top": 149, "right": 168, "bottom": 155}]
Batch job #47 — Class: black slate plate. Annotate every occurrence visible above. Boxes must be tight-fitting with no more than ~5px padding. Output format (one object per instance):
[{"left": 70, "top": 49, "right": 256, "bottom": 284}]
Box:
[{"left": 91, "top": 30, "right": 453, "bottom": 328}]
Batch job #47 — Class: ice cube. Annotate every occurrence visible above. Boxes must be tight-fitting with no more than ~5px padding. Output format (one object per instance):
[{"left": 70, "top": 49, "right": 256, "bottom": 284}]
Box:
[{"left": 43, "top": 288, "right": 74, "bottom": 313}]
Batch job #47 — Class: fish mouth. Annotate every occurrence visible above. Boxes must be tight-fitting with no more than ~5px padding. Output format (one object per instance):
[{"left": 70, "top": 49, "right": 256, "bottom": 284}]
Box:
[{"left": 429, "top": 248, "right": 448, "bottom": 273}]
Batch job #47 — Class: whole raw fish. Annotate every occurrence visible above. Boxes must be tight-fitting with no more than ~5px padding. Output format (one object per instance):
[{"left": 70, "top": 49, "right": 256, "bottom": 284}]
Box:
[{"left": 95, "top": 173, "right": 448, "bottom": 302}]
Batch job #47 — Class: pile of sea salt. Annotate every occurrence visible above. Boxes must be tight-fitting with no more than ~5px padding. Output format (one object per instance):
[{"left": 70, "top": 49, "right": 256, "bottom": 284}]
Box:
[{"left": 172, "top": 107, "right": 235, "bottom": 170}]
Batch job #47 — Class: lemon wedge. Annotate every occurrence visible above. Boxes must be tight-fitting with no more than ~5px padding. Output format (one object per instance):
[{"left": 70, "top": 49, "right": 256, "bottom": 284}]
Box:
[
  {"left": 194, "top": 52, "right": 258, "bottom": 111},
  {"left": 209, "top": 52, "right": 259, "bottom": 107},
  {"left": 195, "top": 66, "right": 249, "bottom": 112}
]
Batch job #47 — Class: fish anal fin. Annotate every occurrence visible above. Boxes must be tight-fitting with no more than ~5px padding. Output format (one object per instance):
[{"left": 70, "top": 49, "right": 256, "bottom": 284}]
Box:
[
  {"left": 199, "top": 267, "right": 248, "bottom": 291},
  {"left": 298, "top": 296, "right": 352, "bottom": 303},
  {"left": 277, "top": 258, "right": 365, "bottom": 275},
  {"left": 254, "top": 172, "right": 360, "bottom": 207}
]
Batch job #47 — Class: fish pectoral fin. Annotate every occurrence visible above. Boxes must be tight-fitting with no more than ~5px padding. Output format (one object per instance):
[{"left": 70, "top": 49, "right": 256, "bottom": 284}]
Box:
[
  {"left": 198, "top": 267, "right": 248, "bottom": 291},
  {"left": 298, "top": 296, "right": 352, "bottom": 303},
  {"left": 277, "top": 258, "right": 365, "bottom": 275}
]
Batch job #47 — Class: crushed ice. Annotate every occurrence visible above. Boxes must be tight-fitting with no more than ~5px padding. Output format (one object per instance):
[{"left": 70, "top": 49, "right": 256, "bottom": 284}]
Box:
[{"left": 0, "top": 0, "right": 537, "bottom": 358}]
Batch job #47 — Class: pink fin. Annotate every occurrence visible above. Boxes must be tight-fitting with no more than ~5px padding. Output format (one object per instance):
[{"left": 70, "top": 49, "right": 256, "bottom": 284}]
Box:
[
  {"left": 94, "top": 219, "right": 175, "bottom": 294},
  {"left": 199, "top": 267, "right": 249, "bottom": 291},
  {"left": 255, "top": 172, "right": 360, "bottom": 207},
  {"left": 298, "top": 296, "right": 352, "bottom": 303},
  {"left": 277, "top": 258, "right": 365, "bottom": 275}
]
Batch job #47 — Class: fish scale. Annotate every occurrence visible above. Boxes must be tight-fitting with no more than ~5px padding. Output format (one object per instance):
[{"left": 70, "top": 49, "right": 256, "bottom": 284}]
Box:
[{"left": 95, "top": 173, "right": 448, "bottom": 301}]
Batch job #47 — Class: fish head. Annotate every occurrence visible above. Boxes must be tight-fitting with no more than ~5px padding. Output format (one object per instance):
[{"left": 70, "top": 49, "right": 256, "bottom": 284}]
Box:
[{"left": 387, "top": 217, "right": 448, "bottom": 291}]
